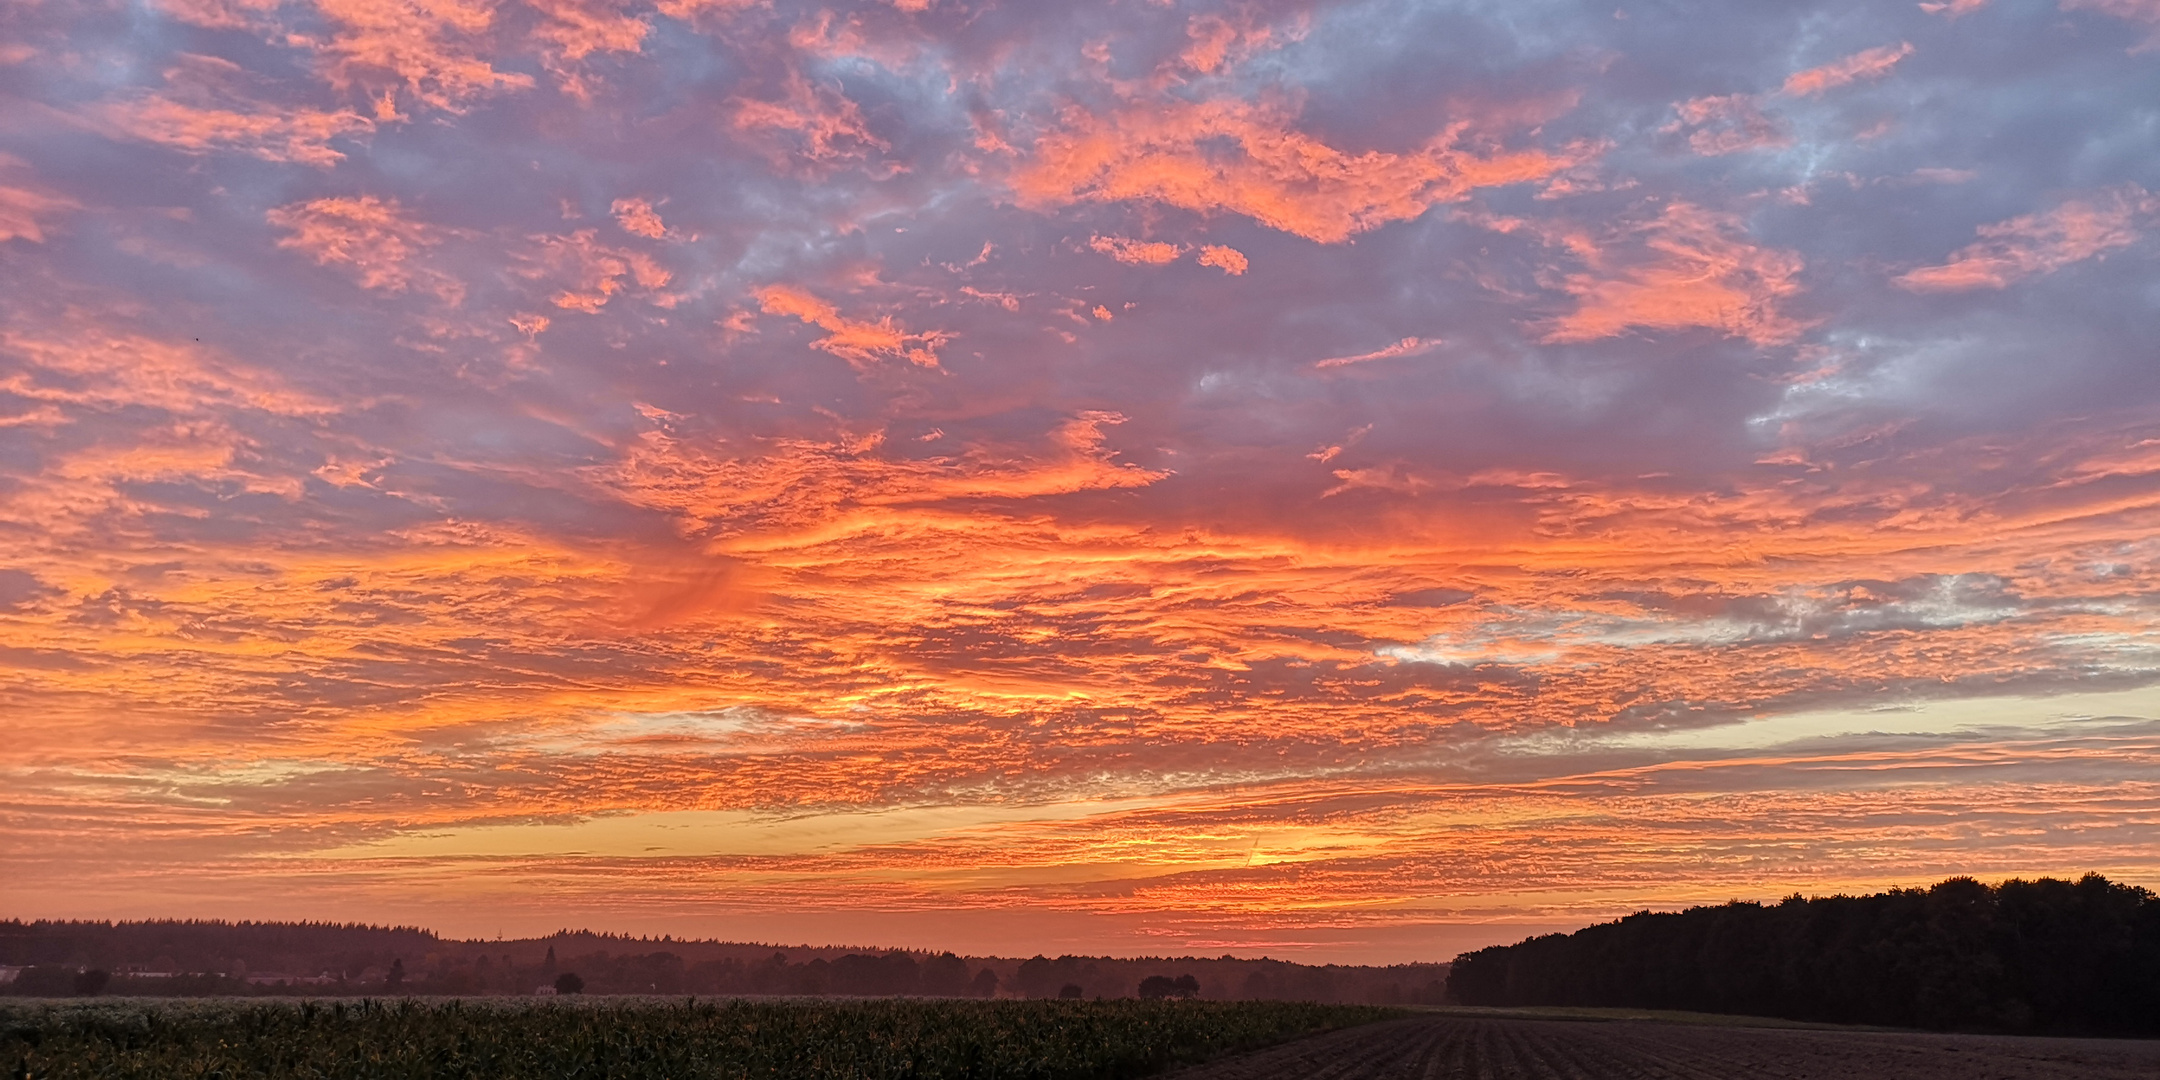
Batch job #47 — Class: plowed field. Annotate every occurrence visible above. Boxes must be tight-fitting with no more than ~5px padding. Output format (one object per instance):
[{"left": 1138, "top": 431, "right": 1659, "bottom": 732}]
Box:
[{"left": 1169, "top": 1013, "right": 2160, "bottom": 1079}]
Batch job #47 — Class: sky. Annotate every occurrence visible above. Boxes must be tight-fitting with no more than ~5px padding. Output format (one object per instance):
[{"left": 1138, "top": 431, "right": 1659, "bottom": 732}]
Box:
[{"left": 1, "top": 0, "right": 2158, "bottom": 964}]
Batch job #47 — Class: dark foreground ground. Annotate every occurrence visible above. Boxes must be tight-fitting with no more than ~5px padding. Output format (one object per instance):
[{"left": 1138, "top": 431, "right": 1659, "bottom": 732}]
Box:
[
  {"left": 1172, "top": 1012, "right": 2160, "bottom": 1080},
  {"left": 0, "top": 996, "right": 1393, "bottom": 1079}
]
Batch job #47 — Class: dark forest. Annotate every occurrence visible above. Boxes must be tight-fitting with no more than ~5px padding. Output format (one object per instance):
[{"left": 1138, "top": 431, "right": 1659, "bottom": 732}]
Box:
[{"left": 1447, "top": 874, "right": 2160, "bottom": 1035}]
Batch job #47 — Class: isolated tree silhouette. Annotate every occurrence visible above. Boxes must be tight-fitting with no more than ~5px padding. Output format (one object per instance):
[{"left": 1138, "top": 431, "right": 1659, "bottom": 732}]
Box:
[{"left": 554, "top": 972, "right": 584, "bottom": 995}]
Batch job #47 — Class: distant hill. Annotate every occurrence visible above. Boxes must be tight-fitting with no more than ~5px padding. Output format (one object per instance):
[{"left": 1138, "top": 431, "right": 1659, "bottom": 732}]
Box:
[
  {"left": 1447, "top": 873, "right": 2160, "bottom": 1036},
  {"left": 0, "top": 920, "right": 1447, "bottom": 1004}
]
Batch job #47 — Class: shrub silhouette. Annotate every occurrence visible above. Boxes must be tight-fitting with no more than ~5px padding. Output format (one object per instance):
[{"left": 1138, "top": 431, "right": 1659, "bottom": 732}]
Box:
[{"left": 554, "top": 972, "right": 584, "bottom": 995}]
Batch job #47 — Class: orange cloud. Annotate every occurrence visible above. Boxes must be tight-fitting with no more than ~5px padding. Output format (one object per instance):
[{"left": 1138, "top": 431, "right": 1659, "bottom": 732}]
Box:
[
  {"left": 612, "top": 197, "right": 668, "bottom": 239},
  {"left": 313, "top": 0, "right": 534, "bottom": 112},
  {"left": 1535, "top": 203, "right": 1809, "bottom": 346},
  {"left": 653, "top": 0, "right": 759, "bottom": 20},
  {"left": 0, "top": 176, "right": 79, "bottom": 244},
  {"left": 1896, "top": 185, "right": 2155, "bottom": 292},
  {"left": 150, "top": 0, "right": 281, "bottom": 30},
  {"left": 527, "top": 0, "right": 648, "bottom": 97},
  {"left": 94, "top": 96, "right": 374, "bottom": 167},
  {"left": 1314, "top": 336, "right": 1437, "bottom": 370},
  {"left": 524, "top": 230, "right": 673, "bottom": 312},
  {"left": 1196, "top": 244, "right": 1248, "bottom": 275},
  {"left": 1178, "top": 12, "right": 1274, "bottom": 74},
  {"left": 1013, "top": 97, "right": 1586, "bottom": 244},
  {"left": 731, "top": 69, "right": 888, "bottom": 170},
  {"left": 1323, "top": 461, "right": 1435, "bottom": 497},
  {"left": 3, "top": 324, "right": 333, "bottom": 421},
  {"left": 268, "top": 195, "right": 462, "bottom": 301},
  {"left": 1782, "top": 42, "right": 1914, "bottom": 97},
  {"left": 1089, "top": 235, "right": 1181, "bottom": 265},
  {"left": 1664, "top": 94, "right": 1788, "bottom": 156},
  {"left": 1661, "top": 42, "right": 1911, "bottom": 159},
  {"left": 755, "top": 285, "right": 947, "bottom": 369}
]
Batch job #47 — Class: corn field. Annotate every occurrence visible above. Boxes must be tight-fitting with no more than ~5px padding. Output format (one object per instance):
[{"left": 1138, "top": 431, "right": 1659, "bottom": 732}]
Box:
[{"left": 2, "top": 996, "right": 1398, "bottom": 1079}]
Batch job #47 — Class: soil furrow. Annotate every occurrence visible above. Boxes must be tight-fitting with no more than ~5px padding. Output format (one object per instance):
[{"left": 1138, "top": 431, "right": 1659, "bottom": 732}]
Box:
[{"left": 1170, "top": 1015, "right": 2160, "bottom": 1080}]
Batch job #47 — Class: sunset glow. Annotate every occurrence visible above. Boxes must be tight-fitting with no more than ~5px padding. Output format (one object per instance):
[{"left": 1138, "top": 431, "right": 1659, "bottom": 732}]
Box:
[{"left": 3, "top": 0, "right": 2159, "bottom": 962}]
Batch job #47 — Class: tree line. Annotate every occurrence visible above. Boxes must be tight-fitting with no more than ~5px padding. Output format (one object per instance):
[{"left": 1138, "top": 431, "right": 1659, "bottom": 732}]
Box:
[
  {"left": 1446, "top": 874, "right": 2160, "bottom": 1035},
  {"left": 0, "top": 921, "right": 1448, "bottom": 1004}
]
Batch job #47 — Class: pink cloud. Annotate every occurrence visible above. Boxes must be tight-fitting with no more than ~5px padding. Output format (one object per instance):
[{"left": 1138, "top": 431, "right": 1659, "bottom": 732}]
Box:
[
  {"left": 521, "top": 230, "right": 673, "bottom": 313},
  {"left": 93, "top": 96, "right": 374, "bottom": 167},
  {"left": 1177, "top": 12, "right": 1275, "bottom": 74},
  {"left": 1662, "top": 42, "right": 1910, "bottom": 158},
  {"left": 149, "top": 0, "right": 281, "bottom": 30},
  {"left": 1782, "top": 42, "right": 1915, "bottom": 97},
  {"left": 527, "top": 0, "right": 648, "bottom": 98},
  {"left": 1897, "top": 185, "right": 2155, "bottom": 292},
  {"left": 755, "top": 285, "right": 948, "bottom": 369},
  {"left": 731, "top": 69, "right": 889, "bottom": 171},
  {"left": 612, "top": 197, "right": 668, "bottom": 239},
  {"left": 653, "top": 0, "right": 759, "bottom": 21},
  {"left": 1535, "top": 203, "right": 1810, "bottom": 346},
  {"left": 1013, "top": 97, "right": 1589, "bottom": 244},
  {"left": 1089, "top": 235, "right": 1181, "bottom": 265},
  {"left": 1920, "top": 0, "right": 1987, "bottom": 16},
  {"left": 1323, "top": 461, "right": 1435, "bottom": 497},
  {"left": 268, "top": 195, "right": 462, "bottom": 302},
  {"left": 1314, "top": 337, "right": 1438, "bottom": 370},
  {"left": 0, "top": 163, "right": 79, "bottom": 243},
  {"left": 1664, "top": 94, "right": 1788, "bottom": 156},
  {"left": 2062, "top": 0, "right": 2160, "bottom": 50},
  {"left": 1196, "top": 245, "right": 1248, "bottom": 275},
  {"left": 312, "top": 0, "right": 534, "bottom": 113}
]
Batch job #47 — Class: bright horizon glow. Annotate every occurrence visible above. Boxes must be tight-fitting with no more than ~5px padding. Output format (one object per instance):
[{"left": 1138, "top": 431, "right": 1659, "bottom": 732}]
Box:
[{"left": 3, "top": 0, "right": 2160, "bottom": 965}]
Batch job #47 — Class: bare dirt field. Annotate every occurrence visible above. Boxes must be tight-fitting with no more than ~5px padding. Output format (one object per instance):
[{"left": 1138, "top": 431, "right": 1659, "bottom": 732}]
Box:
[{"left": 1169, "top": 1012, "right": 2160, "bottom": 1080}]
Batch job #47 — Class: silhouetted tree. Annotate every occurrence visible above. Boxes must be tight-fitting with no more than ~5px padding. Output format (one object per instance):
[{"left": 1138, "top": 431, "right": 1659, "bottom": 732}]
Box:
[
  {"left": 1058, "top": 983, "right": 1083, "bottom": 999},
  {"left": 969, "top": 968, "right": 999, "bottom": 998},
  {"left": 831, "top": 951, "right": 918, "bottom": 995},
  {"left": 386, "top": 958, "right": 404, "bottom": 990},
  {"left": 554, "top": 972, "right": 583, "bottom": 994},
  {"left": 919, "top": 952, "right": 971, "bottom": 996},
  {"left": 1015, "top": 956, "right": 1056, "bottom": 998},
  {"left": 72, "top": 969, "right": 110, "bottom": 996}
]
